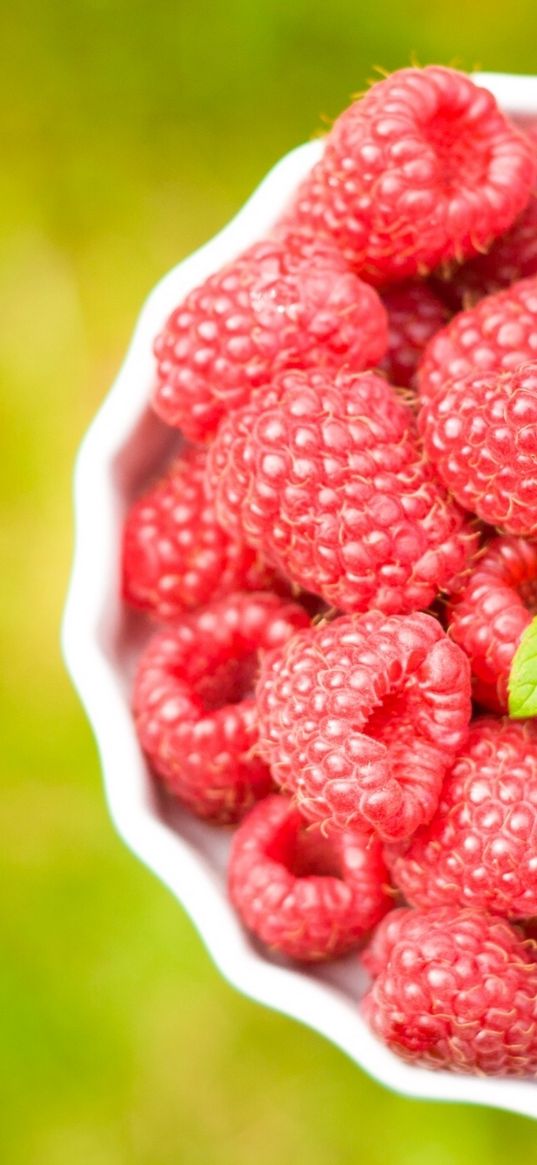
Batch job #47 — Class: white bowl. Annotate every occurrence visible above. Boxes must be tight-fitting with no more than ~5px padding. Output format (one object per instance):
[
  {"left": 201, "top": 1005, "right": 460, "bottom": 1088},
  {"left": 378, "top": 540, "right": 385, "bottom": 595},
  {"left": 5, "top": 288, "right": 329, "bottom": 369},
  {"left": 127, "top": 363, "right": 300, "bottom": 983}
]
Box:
[{"left": 62, "top": 72, "right": 537, "bottom": 1119}]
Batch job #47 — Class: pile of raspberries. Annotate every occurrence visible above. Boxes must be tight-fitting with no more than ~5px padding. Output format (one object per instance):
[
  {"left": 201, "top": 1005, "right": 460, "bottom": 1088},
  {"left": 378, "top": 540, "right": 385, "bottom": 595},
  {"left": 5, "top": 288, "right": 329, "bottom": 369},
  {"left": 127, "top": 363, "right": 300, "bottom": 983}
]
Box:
[{"left": 122, "top": 66, "right": 537, "bottom": 1080}]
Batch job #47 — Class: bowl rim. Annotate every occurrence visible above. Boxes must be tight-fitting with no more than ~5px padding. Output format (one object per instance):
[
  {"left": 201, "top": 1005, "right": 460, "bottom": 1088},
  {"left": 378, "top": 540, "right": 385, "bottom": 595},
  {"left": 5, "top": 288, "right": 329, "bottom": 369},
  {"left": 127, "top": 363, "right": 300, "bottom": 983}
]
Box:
[{"left": 62, "top": 70, "right": 537, "bottom": 1119}]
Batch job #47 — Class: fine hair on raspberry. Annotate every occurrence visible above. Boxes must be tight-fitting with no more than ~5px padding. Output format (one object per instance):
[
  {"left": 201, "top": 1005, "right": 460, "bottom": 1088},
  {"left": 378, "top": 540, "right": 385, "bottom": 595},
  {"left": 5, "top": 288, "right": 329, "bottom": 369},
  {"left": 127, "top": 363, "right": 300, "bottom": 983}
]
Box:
[{"left": 434, "top": 123, "right": 537, "bottom": 309}]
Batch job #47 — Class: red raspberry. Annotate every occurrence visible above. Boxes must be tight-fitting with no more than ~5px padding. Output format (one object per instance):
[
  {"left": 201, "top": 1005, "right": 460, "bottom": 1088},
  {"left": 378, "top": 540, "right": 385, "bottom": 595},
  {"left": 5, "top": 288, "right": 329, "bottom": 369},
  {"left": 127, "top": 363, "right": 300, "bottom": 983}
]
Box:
[
  {"left": 133, "top": 592, "right": 308, "bottom": 822},
  {"left": 284, "top": 67, "right": 535, "bottom": 283},
  {"left": 417, "top": 275, "right": 537, "bottom": 406},
  {"left": 122, "top": 446, "right": 282, "bottom": 621},
  {"left": 151, "top": 232, "right": 387, "bottom": 442},
  {"left": 439, "top": 195, "right": 537, "bottom": 310},
  {"left": 436, "top": 125, "right": 537, "bottom": 309},
  {"left": 228, "top": 794, "right": 392, "bottom": 961},
  {"left": 208, "top": 367, "right": 477, "bottom": 616},
  {"left": 521, "top": 917, "right": 537, "bottom": 944},
  {"left": 419, "top": 362, "right": 537, "bottom": 537},
  {"left": 386, "top": 718, "right": 537, "bottom": 919},
  {"left": 378, "top": 281, "right": 450, "bottom": 389},
  {"left": 362, "top": 906, "right": 537, "bottom": 1076},
  {"left": 255, "top": 610, "right": 471, "bottom": 841},
  {"left": 447, "top": 534, "right": 537, "bottom": 710},
  {"left": 515, "top": 119, "right": 537, "bottom": 143}
]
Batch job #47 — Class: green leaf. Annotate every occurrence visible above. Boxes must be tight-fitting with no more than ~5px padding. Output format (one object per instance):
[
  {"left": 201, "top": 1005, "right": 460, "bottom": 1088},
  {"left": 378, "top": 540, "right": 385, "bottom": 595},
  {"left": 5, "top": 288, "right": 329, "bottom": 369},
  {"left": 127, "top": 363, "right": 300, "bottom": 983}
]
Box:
[{"left": 508, "top": 616, "right": 537, "bottom": 718}]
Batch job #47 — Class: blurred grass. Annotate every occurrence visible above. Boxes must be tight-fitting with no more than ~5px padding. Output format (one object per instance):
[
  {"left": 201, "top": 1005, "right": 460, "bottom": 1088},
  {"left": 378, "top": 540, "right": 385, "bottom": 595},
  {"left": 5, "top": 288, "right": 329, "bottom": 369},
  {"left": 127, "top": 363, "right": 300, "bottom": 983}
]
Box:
[{"left": 2, "top": 1, "right": 537, "bottom": 1160}]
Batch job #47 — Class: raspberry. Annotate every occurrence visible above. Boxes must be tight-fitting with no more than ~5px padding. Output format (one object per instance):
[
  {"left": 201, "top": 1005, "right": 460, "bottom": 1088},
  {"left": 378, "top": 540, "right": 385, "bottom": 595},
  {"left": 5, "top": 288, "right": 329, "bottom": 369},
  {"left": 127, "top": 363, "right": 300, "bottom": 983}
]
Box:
[
  {"left": 419, "top": 362, "right": 537, "bottom": 537},
  {"left": 122, "top": 445, "right": 282, "bottom": 621},
  {"left": 436, "top": 124, "right": 537, "bottom": 309},
  {"left": 284, "top": 67, "right": 535, "bottom": 283},
  {"left": 447, "top": 534, "right": 537, "bottom": 710},
  {"left": 386, "top": 717, "right": 537, "bottom": 918},
  {"left": 133, "top": 592, "right": 308, "bottom": 822},
  {"left": 439, "top": 194, "right": 537, "bottom": 310},
  {"left": 255, "top": 610, "right": 471, "bottom": 841},
  {"left": 151, "top": 231, "right": 387, "bottom": 441},
  {"left": 515, "top": 120, "right": 537, "bottom": 143},
  {"left": 417, "top": 275, "right": 537, "bottom": 406},
  {"left": 378, "top": 281, "right": 450, "bottom": 389},
  {"left": 208, "top": 367, "right": 477, "bottom": 616},
  {"left": 521, "top": 917, "right": 537, "bottom": 944},
  {"left": 362, "top": 906, "right": 537, "bottom": 1076},
  {"left": 228, "top": 794, "right": 392, "bottom": 961}
]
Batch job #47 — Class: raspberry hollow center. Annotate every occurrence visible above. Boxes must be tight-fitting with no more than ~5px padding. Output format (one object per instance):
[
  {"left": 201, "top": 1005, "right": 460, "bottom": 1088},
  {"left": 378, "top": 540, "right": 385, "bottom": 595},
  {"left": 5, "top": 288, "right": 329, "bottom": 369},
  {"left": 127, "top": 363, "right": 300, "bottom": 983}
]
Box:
[
  {"left": 424, "top": 115, "right": 492, "bottom": 189},
  {"left": 194, "top": 654, "right": 258, "bottom": 711},
  {"left": 266, "top": 815, "right": 342, "bottom": 879},
  {"left": 364, "top": 689, "right": 411, "bottom": 743}
]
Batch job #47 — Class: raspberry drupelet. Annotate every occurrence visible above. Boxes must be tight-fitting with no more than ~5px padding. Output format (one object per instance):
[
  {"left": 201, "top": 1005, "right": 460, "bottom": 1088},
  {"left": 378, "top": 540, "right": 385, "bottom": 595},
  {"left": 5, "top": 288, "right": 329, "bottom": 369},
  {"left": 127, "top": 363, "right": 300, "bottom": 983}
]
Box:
[
  {"left": 447, "top": 534, "right": 537, "bottom": 711},
  {"left": 207, "top": 367, "right": 477, "bottom": 617},
  {"left": 419, "top": 362, "right": 537, "bottom": 537},
  {"left": 151, "top": 231, "right": 387, "bottom": 442},
  {"left": 377, "top": 280, "right": 450, "bottom": 391},
  {"left": 282, "top": 67, "right": 536, "bottom": 283},
  {"left": 435, "top": 123, "right": 537, "bottom": 309},
  {"left": 417, "top": 274, "right": 537, "bottom": 406},
  {"left": 362, "top": 906, "right": 537, "bottom": 1077},
  {"left": 133, "top": 592, "right": 308, "bottom": 822},
  {"left": 122, "top": 445, "right": 283, "bottom": 621},
  {"left": 438, "top": 193, "right": 537, "bottom": 310},
  {"left": 386, "top": 717, "right": 537, "bottom": 919},
  {"left": 228, "top": 794, "right": 392, "bottom": 961},
  {"left": 255, "top": 610, "right": 472, "bottom": 842}
]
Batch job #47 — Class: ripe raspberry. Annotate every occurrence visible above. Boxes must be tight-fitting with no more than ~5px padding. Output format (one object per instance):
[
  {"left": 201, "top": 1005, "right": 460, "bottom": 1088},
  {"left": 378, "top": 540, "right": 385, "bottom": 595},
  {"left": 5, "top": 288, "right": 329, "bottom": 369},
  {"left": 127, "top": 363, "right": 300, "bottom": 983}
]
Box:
[
  {"left": 417, "top": 275, "right": 537, "bottom": 406},
  {"left": 419, "top": 362, "right": 537, "bottom": 537},
  {"left": 521, "top": 916, "right": 537, "bottom": 944},
  {"left": 228, "top": 794, "right": 392, "bottom": 961},
  {"left": 208, "top": 367, "right": 477, "bottom": 616},
  {"left": 362, "top": 906, "right": 537, "bottom": 1076},
  {"left": 151, "top": 231, "right": 387, "bottom": 441},
  {"left": 447, "top": 534, "right": 537, "bottom": 710},
  {"left": 133, "top": 592, "right": 308, "bottom": 822},
  {"left": 255, "top": 610, "right": 471, "bottom": 841},
  {"left": 378, "top": 281, "right": 450, "bottom": 389},
  {"left": 515, "top": 119, "right": 537, "bottom": 143},
  {"left": 439, "top": 193, "right": 537, "bottom": 310},
  {"left": 122, "top": 445, "right": 282, "bottom": 621},
  {"left": 436, "top": 124, "right": 537, "bottom": 309},
  {"left": 284, "top": 67, "right": 535, "bottom": 283},
  {"left": 387, "top": 717, "right": 537, "bottom": 918}
]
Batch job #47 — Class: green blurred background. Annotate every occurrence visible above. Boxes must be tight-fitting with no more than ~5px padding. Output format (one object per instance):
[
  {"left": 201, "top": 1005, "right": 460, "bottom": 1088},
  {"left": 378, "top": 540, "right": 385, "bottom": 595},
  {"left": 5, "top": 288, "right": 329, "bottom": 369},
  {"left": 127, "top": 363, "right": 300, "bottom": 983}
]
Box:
[{"left": 3, "top": 2, "right": 537, "bottom": 1161}]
